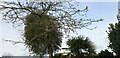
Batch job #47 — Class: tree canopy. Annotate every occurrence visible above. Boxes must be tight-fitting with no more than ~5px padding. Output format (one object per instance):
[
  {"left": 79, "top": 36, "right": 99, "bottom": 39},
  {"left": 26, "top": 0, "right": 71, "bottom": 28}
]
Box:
[
  {"left": 98, "top": 49, "right": 113, "bottom": 56},
  {"left": 24, "top": 11, "right": 62, "bottom": 57},
  {"left": 67, "top": 35, "right": 96, "bottom": 57},
  {"left": 107, "top": 19, "right": 120, "bottom": 56}
]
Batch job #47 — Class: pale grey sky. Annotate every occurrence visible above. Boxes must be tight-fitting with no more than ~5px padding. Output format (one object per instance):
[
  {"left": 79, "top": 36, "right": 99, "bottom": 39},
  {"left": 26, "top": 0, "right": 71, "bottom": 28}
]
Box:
[
  {"left": 0, "top": 1, "right": 119, "bottom": 56},
  {"left": 62, "top": 2, "right": 118, "bottom": 52}
]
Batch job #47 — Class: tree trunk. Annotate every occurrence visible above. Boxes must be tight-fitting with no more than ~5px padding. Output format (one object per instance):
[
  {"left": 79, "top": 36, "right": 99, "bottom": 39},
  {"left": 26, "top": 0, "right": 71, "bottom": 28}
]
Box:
[
  {"left": 49, "top": 51, "right": 53, "bottom": 58},
  {"left": 48, "top": 48, "right": 53, "bottom": 58}
]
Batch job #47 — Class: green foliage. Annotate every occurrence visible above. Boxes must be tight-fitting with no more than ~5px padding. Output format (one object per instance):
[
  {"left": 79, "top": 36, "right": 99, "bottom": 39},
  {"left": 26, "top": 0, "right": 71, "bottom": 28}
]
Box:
[
  {"left": 67, "top": 35, "right": 96, "bottom": 57},
  {"left": 98, "top": 49, "right": 113, "bottom": 56},
  {"left": 24, "top": 11, "right": 63, "bottom": 56},
  {"left": 107, "top": 21, "right": 120, "bottom": 56},
  {"left": 54, "top": 53, "right": 63, "bottom": 58}
]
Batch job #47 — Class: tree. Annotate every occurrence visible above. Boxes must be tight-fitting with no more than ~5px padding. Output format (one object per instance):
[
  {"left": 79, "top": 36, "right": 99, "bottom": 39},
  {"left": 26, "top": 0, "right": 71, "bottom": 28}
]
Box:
[
  {"left": 98, "top": 49, "right": 113, "bottom": 56},
  {"left": 107, "top": 19, "right": 120, "bottom": 56},
  {"left": 97, "top": 49, "right": 114, "bottom": 58},
  {"left": 67, "top": 35, "right": 96, "bottom": 58},
  {"left": 0, "top": 0, "right": 102, "bottom": 57},
  {"left": 0, "top": 1, "right": 103, "bottom": 36},
  {"left": 24, "top": 11, "right": 62, "bottom": 58}
]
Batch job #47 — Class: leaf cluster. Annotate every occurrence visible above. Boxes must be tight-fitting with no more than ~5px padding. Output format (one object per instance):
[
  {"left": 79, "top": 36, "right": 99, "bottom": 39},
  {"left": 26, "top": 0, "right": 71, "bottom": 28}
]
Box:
[
  {"left": 67, "top": 35, "right": 96, "bottom": 56},
  {"left": 24, "top": 12, "right": 62, "bottom": 56},
  {"left": 107, "top": 21, "right": 120, "bottom": 56}
]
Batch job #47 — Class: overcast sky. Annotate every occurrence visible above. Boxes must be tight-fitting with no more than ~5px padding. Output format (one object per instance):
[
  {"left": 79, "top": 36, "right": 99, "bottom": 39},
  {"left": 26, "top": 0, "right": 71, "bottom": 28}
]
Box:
[{"left": 0, "top": 1, "right": 119, "bottom": 56}]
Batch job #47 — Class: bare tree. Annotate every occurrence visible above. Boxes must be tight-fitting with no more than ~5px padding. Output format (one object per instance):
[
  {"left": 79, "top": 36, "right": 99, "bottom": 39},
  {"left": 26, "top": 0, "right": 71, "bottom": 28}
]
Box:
[{"left": 0, "top": 1, "right": 103, "bottom": 36}]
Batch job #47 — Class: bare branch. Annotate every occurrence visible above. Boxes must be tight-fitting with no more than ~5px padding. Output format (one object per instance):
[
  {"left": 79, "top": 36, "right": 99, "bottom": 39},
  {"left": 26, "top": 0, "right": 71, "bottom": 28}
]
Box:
[
  {"left": 0, "top": 1, "right": 103, "bottom": 35},
  {"left": 3, "top": 39, "right": 24, "bottom": 45}
]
